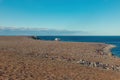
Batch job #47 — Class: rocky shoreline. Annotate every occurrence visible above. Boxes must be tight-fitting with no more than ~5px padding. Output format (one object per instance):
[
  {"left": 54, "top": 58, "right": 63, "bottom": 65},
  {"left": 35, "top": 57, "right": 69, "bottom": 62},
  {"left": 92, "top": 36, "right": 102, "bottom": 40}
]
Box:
[
  {"left": 31, "top": 36, "right": 120, "bottom": 68},
  {"left": 31, "top": 36, "right": 120, "bottom": 71},
  {"left": 103, "top": 44, "right": 116, "bottom": 56}
]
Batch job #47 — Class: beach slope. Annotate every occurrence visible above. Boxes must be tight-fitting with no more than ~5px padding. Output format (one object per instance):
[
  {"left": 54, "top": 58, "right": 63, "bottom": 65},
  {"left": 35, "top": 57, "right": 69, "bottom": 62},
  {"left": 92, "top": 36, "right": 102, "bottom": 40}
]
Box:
[{"left": 0, "top": 36, "right": 120, "bottom": 80}]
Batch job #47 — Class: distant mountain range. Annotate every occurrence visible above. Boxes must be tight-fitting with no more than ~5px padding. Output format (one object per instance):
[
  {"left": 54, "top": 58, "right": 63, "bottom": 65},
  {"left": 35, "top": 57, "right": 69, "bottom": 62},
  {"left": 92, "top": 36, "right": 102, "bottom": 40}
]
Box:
[{"left": 0, "top": 27, "right": 87, "bottom": 36}]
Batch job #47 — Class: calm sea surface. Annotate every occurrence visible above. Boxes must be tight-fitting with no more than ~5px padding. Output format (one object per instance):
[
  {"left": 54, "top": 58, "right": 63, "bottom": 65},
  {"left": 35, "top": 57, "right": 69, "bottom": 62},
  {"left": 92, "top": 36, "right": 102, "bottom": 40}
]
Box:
[{"left": 37, "top": 36, "right": 120, "bottom": 57}]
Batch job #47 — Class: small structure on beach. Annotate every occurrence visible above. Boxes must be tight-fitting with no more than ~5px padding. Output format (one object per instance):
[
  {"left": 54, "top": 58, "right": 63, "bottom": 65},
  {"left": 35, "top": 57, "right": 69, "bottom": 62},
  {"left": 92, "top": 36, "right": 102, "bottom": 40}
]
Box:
[{"left": 55, "top": 38, "right": 60, "bottom": 41}]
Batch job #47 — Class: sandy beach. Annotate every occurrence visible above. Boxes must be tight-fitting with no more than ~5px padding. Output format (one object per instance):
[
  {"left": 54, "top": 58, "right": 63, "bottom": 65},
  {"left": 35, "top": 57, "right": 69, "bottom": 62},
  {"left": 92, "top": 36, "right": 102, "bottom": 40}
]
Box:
[{"left": 0, "top": 36, "right": 120, "bottom": 80}]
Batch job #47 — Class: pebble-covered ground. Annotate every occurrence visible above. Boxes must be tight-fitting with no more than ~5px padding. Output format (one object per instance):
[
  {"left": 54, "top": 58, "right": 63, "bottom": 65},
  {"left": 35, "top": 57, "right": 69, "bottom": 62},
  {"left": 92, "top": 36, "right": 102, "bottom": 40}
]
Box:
[{"left": 0, "top": 36, "right": 120, "bottom": 80}]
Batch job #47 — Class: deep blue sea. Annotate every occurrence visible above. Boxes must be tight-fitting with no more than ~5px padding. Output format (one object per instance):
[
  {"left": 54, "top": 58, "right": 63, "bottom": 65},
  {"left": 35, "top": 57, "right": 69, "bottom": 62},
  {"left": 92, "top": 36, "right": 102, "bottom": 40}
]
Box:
[{"left": 37, "top": 36, "right": 120, "bottom": 57}]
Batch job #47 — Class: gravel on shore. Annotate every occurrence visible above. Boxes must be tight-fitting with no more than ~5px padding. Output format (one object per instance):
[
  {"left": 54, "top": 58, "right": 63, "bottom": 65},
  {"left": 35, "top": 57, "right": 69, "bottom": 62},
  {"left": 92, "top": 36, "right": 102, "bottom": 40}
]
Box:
[{"left": 0, "top": 36, "right": 120, "bottom": 80}]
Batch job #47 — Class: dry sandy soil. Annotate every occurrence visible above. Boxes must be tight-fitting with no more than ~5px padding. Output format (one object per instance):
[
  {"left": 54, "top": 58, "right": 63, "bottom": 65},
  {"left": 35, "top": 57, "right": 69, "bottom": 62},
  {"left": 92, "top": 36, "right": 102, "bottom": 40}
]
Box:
[{"left": 0, "top": 36, "right": 120, "bottom": 80}]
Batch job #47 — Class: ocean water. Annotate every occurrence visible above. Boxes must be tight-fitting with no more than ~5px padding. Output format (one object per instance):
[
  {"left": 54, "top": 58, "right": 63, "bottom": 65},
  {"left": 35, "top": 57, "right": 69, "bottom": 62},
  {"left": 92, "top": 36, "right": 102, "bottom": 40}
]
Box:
[{"left": 37, "top": 36, "right": 120, "bottom": 57}]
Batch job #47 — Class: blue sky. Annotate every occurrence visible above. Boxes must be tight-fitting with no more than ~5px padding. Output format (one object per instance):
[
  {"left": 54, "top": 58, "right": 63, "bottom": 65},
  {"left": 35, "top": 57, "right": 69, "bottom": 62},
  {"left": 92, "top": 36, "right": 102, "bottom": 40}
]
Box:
[{"left": 0, "top": 0, "right": 120, "bottom": 35}]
